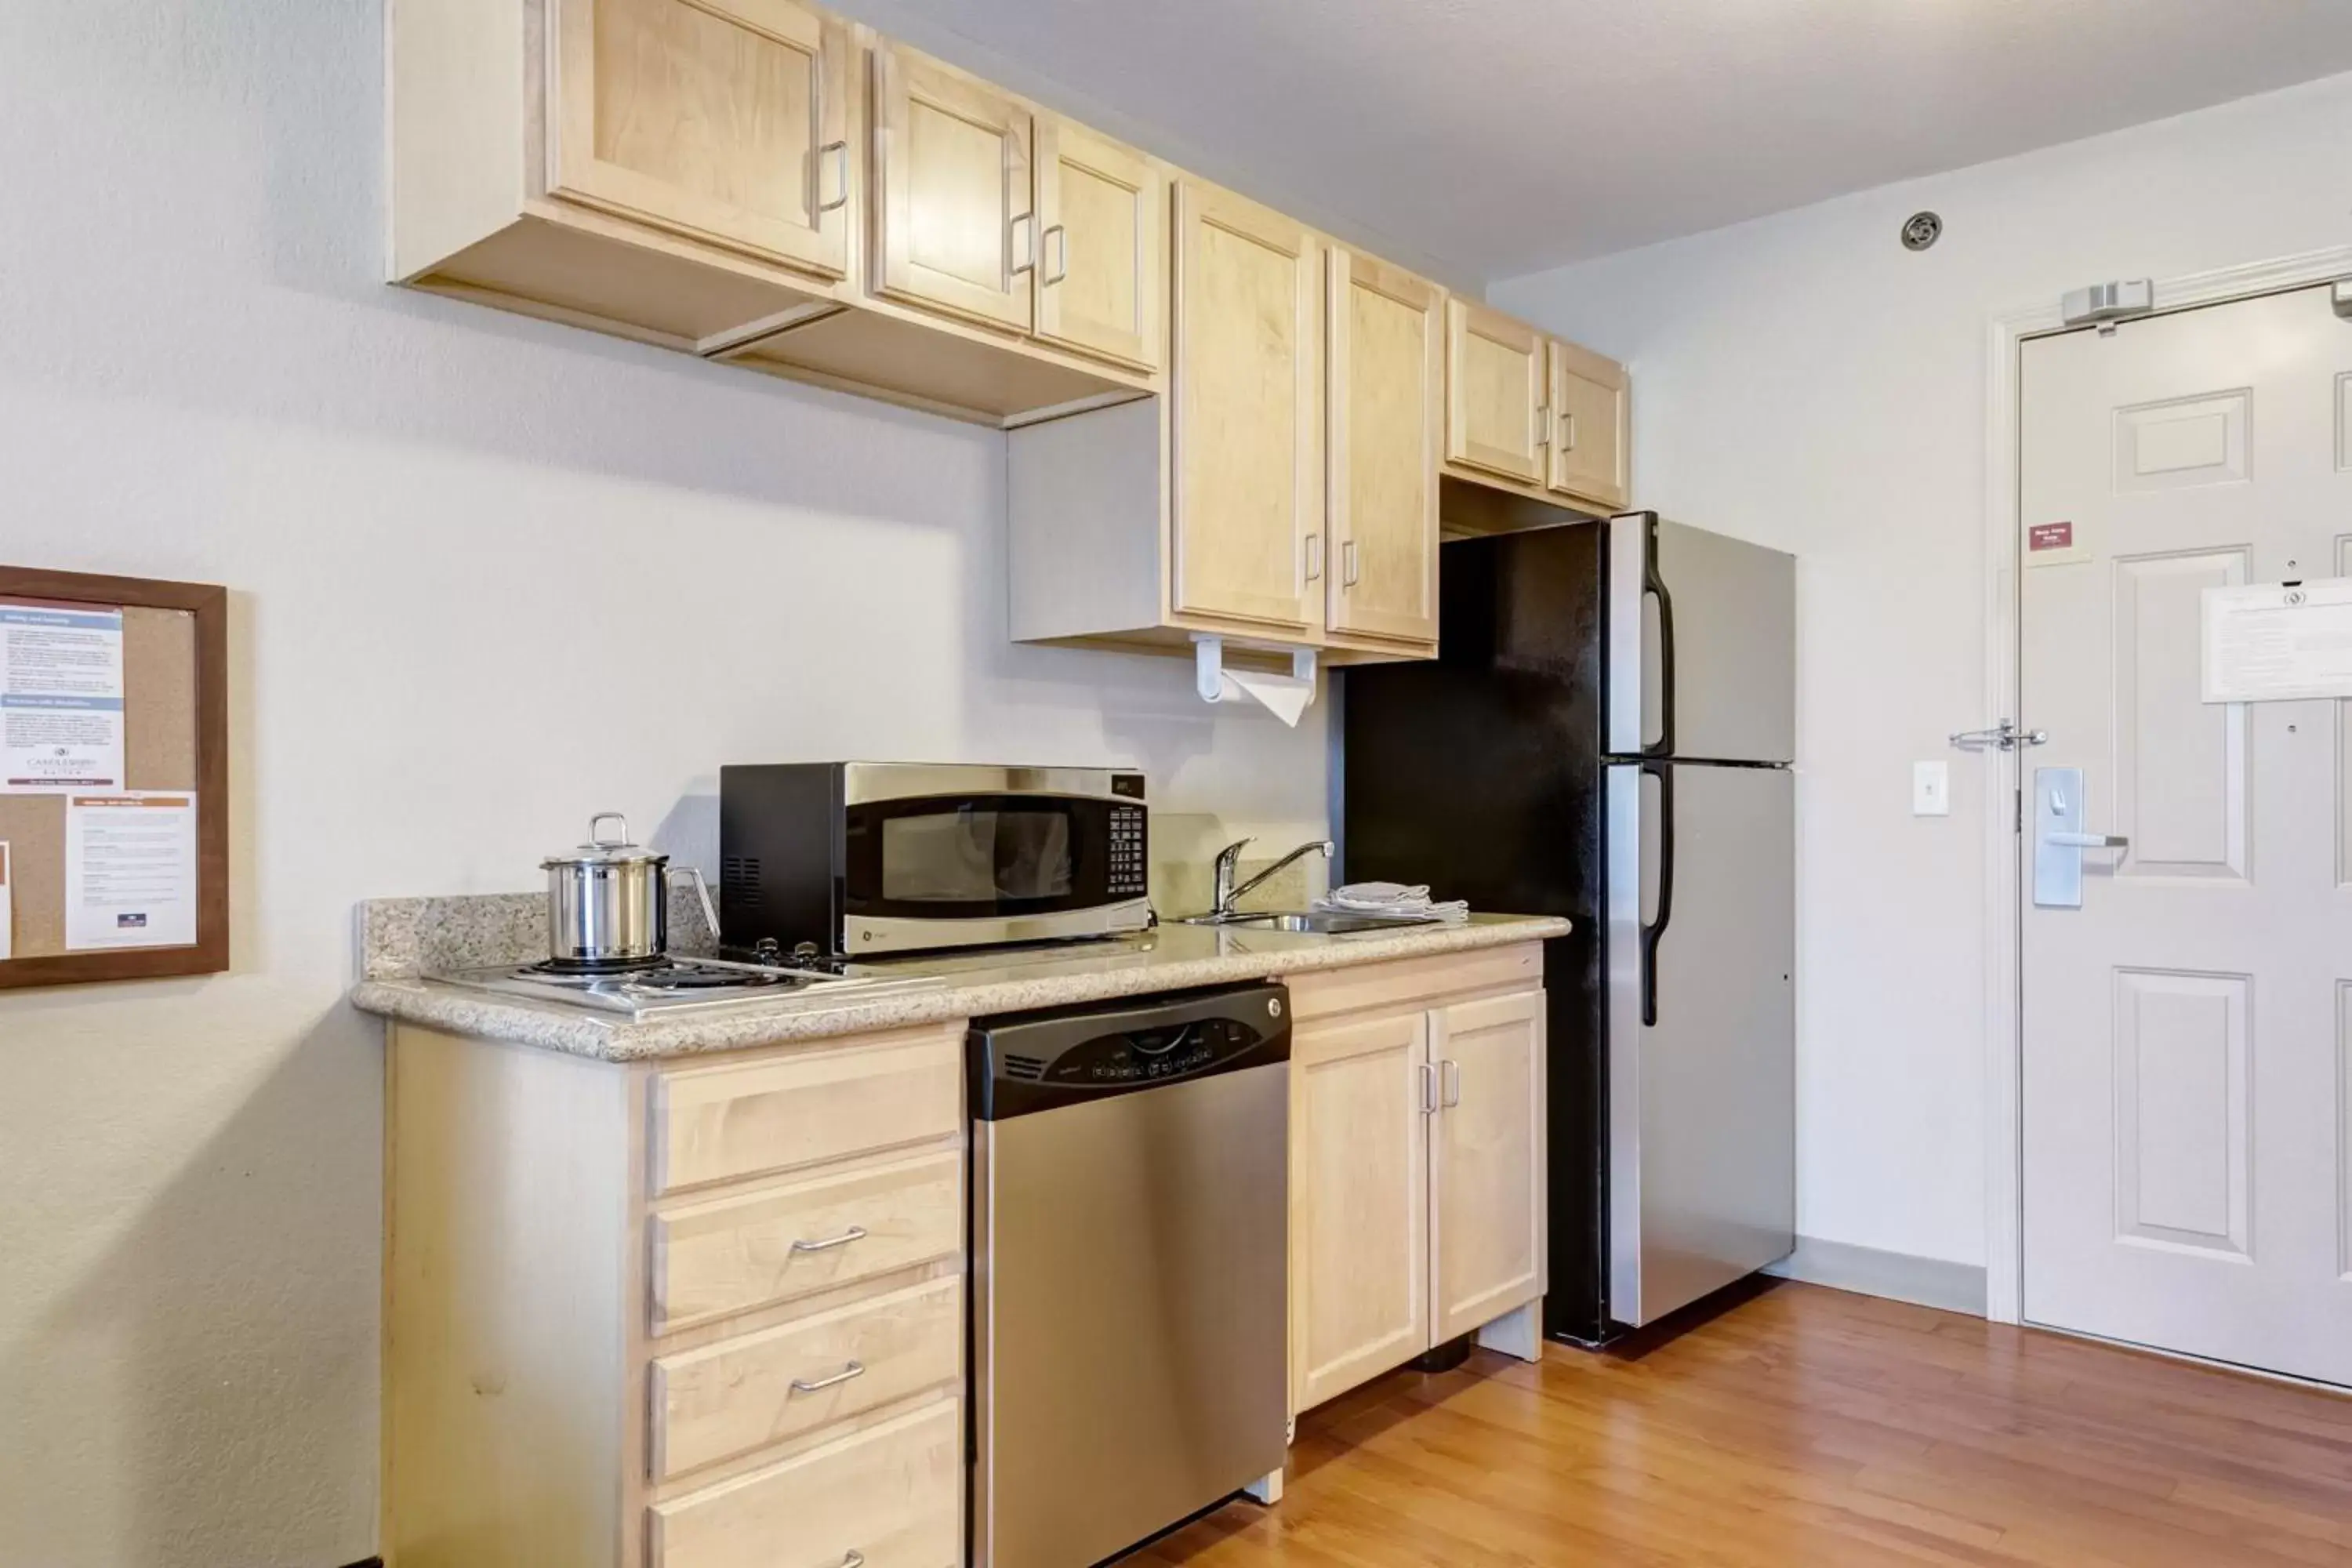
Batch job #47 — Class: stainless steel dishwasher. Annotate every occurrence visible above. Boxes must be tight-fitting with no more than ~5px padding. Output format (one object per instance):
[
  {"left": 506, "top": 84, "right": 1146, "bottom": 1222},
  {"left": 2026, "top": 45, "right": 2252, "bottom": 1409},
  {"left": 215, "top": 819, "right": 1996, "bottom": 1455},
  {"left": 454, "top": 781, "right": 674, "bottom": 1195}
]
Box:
[{"left": 970, "top": 982, "right": 1290, "bottom": 1568}]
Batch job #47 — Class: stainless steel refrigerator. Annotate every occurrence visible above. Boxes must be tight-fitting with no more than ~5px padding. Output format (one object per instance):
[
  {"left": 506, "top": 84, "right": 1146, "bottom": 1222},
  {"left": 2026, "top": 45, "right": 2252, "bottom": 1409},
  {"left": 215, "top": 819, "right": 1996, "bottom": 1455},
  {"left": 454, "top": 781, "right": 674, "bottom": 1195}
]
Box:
[{"left": 1339, "top": 511, "right": 1795, "bottom": 1345}]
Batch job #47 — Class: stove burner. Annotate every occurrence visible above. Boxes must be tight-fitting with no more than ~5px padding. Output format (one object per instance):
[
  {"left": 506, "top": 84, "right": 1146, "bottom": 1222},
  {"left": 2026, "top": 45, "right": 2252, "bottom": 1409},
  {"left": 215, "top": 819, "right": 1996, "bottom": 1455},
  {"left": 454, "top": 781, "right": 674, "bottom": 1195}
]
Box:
[
  {"left": 424, "top": 950, "right": 935, "bottom": 1020},
  {"left": 525, "top": 955, "right": 668, "bottom": 977},
  {"left": 515, "top": 959, "right": 806, "bottom": 993}
]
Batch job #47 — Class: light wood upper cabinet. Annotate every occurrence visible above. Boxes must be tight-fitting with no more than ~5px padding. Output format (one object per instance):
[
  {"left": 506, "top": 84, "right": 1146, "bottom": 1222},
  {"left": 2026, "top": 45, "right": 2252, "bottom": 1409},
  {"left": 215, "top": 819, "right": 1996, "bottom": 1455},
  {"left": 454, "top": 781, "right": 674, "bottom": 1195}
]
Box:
[
  {"left": 1291, "top": 1007, "right": 1432, "bottom": 1413},
  {"left": 1430, "top": 990, "right": 1548, "bottom": 1343},
  {"left": 1446, "top": 298, "right": 1548, "bottom": 485},
  {"left": 873, "top": 45, "right": 1034, "bottom": 333},
  {"left": 1549, "top": 339, "right": 1629, "bottom": 510},
  {"left": 1328, "top": 249, "right": 1442, "bottom": 647},
  {"left": 1033, "top": 118, "right": 1166, "bottom": 373},
  {"left": 1171, "top": 178, "right": 1323, "bottom": 633},
  {"left": 550, "top": 0, "right": 851, "bottom": 280}
]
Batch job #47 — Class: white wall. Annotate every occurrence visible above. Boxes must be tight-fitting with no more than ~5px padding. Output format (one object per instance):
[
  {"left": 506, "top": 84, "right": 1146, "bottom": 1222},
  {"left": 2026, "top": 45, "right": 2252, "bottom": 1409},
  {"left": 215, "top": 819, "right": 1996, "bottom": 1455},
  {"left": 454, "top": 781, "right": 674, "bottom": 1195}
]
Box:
[
  {"left": 1494, "top": 72, "right": 2352, "bottom": 1270},
  {"left": 0, "top": 4, "right": 1327, "bottom": 1564}
]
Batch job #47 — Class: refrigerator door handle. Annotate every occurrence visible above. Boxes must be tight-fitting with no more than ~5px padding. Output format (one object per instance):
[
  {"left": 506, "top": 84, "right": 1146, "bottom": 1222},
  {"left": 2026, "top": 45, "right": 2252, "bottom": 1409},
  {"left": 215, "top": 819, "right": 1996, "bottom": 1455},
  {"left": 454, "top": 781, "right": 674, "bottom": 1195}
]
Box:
[
  {"left": 1639, "top": 760, "right": 1675, "bottom": 1026},
  {"left": 1644, "top": 520, "right": 1679, "bottom": 759},
  {"left": 1607, "top": 511, "right": 1679, "bottom": 757}
]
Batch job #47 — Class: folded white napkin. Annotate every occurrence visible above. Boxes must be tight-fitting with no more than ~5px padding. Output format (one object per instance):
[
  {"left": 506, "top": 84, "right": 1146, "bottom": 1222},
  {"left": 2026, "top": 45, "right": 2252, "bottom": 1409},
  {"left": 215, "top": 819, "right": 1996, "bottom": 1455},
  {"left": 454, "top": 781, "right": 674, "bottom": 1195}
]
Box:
[{"left": 1316, "top": 881, "right": 1468, "bottom": 920}]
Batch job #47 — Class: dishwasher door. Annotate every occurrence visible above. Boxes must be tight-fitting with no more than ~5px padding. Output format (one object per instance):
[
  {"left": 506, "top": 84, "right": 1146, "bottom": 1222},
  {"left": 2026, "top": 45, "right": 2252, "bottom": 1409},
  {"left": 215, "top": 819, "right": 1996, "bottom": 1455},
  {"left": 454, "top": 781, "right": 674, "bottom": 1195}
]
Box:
[{"left": 971, "top": 984, "right": 1290, "bottom": 1568}]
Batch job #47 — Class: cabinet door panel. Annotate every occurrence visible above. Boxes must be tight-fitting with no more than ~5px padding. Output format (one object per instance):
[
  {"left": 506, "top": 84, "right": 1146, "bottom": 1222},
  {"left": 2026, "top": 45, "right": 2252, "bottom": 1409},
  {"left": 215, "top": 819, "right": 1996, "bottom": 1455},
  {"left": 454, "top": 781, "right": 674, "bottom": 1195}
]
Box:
[
  {"left": 1550, "top": 339, "right": 1629, "bottom": 508},
  {"left": 1445, "top": 299, "right": 1546, "bottom": 485},
  {"left": 551, "top": 0, "right": 849, "bottom": 278},
  {"left": 874, "top": 46, "right": 1033, "bottom": 332},
  {"left": 1329, "top": 249, "right": 1441, "bottom": 645},
  {"left": 1431, "top": 989, "right": 1546, "bottom": 1342},
  {"left": 1034, "top": 118, "right": 1163, "bottom": 372},
  {"left": 1291, "top": 1007, "right": 1431, "bottom": 1411},
  {"left": 1172, "top": 180, "right": 1321, "bottom": 631}
]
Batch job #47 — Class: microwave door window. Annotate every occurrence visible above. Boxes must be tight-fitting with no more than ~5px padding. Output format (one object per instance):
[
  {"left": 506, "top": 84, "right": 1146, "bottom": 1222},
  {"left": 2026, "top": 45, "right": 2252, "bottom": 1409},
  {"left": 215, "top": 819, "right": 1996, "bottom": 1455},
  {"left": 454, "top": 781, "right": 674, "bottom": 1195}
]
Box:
[
  {"left": 882, "top": 809, "right": 1076, "bottom": 903},
  {"left": 997, "top": 811, "right": 1073, "bottom": 898}
]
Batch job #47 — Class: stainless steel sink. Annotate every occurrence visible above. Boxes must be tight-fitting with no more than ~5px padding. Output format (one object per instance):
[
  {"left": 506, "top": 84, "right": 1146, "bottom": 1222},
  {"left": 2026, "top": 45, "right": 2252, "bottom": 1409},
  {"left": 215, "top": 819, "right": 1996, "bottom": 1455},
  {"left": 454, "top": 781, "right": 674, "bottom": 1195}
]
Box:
[{"left": 1182, "top": 910, "right": 1439, "bottom": 935}]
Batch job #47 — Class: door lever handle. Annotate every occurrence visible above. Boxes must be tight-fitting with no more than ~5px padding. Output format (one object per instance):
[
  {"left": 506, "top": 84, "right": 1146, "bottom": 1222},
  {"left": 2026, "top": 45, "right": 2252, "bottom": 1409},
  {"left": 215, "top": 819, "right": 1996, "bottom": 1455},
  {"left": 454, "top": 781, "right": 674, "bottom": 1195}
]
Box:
[{"left": 2049, "top": 832, "right": 2128, "bottom": 849}]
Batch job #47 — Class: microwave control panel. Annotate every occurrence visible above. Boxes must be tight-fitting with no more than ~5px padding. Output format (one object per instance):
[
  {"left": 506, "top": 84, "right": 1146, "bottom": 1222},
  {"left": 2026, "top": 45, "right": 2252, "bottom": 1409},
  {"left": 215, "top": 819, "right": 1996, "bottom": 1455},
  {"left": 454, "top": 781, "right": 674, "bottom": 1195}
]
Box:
[{"left": 1109, "top": 804, "right": 1149, "bottom": 898}]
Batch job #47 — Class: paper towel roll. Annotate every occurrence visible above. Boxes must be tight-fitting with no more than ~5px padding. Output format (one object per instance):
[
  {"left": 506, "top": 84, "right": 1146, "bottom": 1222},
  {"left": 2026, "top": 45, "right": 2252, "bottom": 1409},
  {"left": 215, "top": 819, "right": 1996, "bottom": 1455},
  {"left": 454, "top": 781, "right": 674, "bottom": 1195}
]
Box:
[{"left": 1215, "top": 667, "right": 1315, "bottom": 726}]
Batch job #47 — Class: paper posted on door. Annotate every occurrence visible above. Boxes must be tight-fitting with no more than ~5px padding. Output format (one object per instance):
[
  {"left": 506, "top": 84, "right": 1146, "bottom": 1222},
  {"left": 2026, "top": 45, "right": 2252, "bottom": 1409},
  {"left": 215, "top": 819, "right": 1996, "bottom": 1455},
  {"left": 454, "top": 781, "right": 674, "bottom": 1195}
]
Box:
[
  {"left": 2204, "top": 579, "right": 2352, "bottom": 704},
  {"left": 64, "top": 792, "right": 198, "bottom": 950}
]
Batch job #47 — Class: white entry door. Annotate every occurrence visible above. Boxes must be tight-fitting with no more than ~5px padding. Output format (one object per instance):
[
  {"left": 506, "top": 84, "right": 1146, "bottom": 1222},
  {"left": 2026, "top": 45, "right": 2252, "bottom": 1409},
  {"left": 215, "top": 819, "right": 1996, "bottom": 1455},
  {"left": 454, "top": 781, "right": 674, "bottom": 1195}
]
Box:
[{"left": 2020, "top": 282, "right": 2352, "bottom": 1385}]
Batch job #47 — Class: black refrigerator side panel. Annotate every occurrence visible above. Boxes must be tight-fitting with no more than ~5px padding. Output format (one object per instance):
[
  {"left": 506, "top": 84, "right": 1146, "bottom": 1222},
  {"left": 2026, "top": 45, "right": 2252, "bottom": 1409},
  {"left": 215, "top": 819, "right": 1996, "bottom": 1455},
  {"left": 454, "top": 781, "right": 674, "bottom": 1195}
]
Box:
[{"left": 1337, "top": 521, "right": 1613, "bottom": 1342}]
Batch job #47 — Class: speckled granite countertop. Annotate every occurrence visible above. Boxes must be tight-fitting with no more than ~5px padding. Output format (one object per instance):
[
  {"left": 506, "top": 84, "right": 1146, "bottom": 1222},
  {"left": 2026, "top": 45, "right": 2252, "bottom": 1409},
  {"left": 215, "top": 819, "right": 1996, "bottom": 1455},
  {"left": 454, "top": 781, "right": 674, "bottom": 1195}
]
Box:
[{"left": 350, "top": 912, "right": 1570, "bottom": 1063}]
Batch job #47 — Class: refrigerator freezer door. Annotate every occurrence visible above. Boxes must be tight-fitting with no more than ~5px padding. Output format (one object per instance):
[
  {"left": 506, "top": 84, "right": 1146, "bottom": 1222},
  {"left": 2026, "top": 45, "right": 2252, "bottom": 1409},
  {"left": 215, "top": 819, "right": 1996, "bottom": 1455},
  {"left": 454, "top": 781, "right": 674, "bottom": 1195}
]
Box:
[
  {"left": 1607, "top": 761, "right": 1795, "bottom": 1327},
  {"left": 1606, "top": 514, "right": 1796, "bottom": 764}
]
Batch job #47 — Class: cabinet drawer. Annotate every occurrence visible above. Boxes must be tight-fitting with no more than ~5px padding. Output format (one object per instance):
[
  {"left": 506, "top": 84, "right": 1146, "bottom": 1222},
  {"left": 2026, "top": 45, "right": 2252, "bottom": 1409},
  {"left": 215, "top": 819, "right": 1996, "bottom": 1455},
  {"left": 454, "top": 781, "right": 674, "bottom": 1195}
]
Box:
[
  {"left": 651, "top": 1150, "right": 964, "bottom": 1335},
  {"left": 650, "top": 1399, "right": 962, "bottom": 1568},
  {"left": 648, "top": 1027, "right": 962, "bottom": 1196},
  {"left": 651, "top": 1276, "right": 963, "bottom": 1481}
]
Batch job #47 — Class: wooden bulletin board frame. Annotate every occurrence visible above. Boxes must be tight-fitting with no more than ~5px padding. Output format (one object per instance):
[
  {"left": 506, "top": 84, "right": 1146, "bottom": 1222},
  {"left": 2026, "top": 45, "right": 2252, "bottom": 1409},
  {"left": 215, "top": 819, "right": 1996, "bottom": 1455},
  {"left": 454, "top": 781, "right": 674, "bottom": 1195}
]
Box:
[{"left": 0, "top": 567, "right": 228, "bottom": 989}]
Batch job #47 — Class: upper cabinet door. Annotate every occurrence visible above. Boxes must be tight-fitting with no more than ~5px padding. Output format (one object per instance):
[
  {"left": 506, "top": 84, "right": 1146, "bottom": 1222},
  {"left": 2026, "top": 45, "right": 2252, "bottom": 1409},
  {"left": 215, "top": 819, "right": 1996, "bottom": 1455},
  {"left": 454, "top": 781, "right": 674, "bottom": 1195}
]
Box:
[
  {"left": 1445, "top": 299, "right": 1547, "bottom": 485},
  {"left": 1171, "top": 180, "right": 1321, "bottom": 632},
  {"left": 550, "top": 0, "right": 851, "bottom": 279},
  {"left": 873, "top": 45, "right": 1034, "bottom": 333},
  {"left": 1327, "top": 249, "right": 1441, "bottom": 646},
  {"left": 1549, "top": 339, "right": 1629, "bottom": 508},
  {"left": 1429, "top": 989, "right": 1548, "bottom": 1345},
  {"left": 1032, "top": 118, "right": 1165, "bottom": 373}
]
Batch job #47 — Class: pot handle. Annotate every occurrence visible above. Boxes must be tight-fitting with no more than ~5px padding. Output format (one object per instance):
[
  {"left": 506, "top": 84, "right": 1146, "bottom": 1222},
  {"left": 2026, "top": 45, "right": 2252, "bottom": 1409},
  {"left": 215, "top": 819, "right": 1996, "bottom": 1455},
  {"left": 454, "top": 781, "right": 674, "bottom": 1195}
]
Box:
[
  {"left": 675, "top": 862, "right": 721, "bottom": 949},
  {"left": 589, "top": 811, "right": 631, "bottom": 848}
]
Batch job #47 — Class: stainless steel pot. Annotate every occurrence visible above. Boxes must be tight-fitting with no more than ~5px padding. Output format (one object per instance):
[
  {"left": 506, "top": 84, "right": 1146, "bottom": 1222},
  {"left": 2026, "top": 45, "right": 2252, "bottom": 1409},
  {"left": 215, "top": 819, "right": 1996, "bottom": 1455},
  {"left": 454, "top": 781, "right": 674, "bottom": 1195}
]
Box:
[{"left": 541, "top": 812, "right": 719, "bottom": 971}]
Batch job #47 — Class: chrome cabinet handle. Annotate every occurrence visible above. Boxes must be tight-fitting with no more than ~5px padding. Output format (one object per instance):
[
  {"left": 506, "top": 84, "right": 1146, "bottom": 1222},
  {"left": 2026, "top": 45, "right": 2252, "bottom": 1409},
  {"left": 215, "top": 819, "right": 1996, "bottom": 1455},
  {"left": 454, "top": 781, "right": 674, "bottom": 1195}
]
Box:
[
  {"left": 1042, "top": 223, "right": 1069, "bottom": 285},
  {"left": 817, "top": 140, "right": 849, "bottom": 213},
  {"left": 1440, "top": 1059, "right": 1461, "bottom": 1109},
  {"left": 1304, "top": 533, "right": 1324, "bottom": 583},
  {"left": 1561, "top": 410, "right": 1577, "bottom": 452},
  {"left": 790, "top": 1360, "right": 867, "bottom": 1396},
  {"left": 1011, "top": 212, "right": 1037, "bottom": 275},
  {"left": 790, "top": 1224, "right": 869, "bottom": 1254},
  {"left": 1341, "top": 539, "right": 1359, "bottom": 588},
  {"left": 1533, "top": 403, "right": 1551, "bottom": 448},
  {"left": 1419, "top": 1062, "right": 1439, "bottom": 1115}
]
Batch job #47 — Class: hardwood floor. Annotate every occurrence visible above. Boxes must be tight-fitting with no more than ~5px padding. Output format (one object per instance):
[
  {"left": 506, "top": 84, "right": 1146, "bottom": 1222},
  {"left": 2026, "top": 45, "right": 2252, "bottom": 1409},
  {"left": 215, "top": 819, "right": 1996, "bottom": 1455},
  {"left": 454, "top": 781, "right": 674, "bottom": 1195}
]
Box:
[{"left": 1126, "top": 1281, "right": 2352, "bottom": 1566}]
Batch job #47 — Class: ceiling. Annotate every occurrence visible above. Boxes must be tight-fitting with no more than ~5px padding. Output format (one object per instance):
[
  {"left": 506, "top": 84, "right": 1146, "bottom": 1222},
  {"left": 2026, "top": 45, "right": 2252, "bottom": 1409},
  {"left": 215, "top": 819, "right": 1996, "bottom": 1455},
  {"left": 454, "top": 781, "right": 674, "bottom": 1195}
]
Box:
[{"left": 841, "top": 0, "right": 2352, "bottom": 285}]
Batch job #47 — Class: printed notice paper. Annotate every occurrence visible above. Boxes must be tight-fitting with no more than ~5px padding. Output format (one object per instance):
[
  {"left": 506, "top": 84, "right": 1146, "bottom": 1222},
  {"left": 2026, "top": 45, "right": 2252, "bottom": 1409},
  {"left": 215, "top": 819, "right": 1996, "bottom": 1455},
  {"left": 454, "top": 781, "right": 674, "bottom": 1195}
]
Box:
[
  {"left": 1, "top": 601, "right": 126, "bottom": 793},
  {"left": 0, "top": 842, "right": 13, "bottom": 961},
  {"left": 2203, "top": 579, "right": 2352, "bottom": 704},
  {"left": 65, "top": 793, "right": 198, "bottom": 951}
]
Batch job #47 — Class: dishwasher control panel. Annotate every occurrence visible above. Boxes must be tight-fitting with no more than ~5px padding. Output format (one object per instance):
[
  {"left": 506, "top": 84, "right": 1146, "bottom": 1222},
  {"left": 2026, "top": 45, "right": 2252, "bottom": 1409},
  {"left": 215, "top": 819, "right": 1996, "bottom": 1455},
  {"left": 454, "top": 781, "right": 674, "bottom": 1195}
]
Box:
[{"left": 969, "top": 982, "right": 1290, "bottom": 1121}]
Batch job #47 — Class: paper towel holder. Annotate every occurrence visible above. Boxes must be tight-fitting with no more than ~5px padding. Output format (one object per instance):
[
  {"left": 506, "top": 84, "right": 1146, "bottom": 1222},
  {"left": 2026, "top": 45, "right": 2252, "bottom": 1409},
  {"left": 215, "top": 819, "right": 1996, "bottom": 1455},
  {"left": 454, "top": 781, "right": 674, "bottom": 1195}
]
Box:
[{"left": 1193, "top": 633, "right": 1317, "bottom": 708}]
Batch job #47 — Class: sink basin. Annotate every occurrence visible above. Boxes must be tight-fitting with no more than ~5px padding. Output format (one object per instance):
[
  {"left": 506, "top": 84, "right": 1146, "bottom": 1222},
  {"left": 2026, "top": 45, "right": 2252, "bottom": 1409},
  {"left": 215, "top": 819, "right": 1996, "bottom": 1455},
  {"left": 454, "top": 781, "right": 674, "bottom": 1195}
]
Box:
[{"left": 1185, "top": 910, "right": 1440, "bottom": 935}]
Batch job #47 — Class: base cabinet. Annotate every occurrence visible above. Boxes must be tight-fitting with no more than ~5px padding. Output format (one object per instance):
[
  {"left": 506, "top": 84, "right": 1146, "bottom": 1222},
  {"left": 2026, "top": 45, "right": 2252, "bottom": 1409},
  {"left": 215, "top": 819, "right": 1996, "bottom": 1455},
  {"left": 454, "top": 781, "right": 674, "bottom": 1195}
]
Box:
[
  {"left": 1289, "top": 1007, "right": 1433, "bottom": 1410},
  {"left": 1287, "top": 950, "right": 1548, "bottom": 1415},
  {"left": 1431, "top": 991, "right": 1548, "bottom": 1341},
  {"left": 383, "top": 1021, "right": 966, "bottom": 1568}
]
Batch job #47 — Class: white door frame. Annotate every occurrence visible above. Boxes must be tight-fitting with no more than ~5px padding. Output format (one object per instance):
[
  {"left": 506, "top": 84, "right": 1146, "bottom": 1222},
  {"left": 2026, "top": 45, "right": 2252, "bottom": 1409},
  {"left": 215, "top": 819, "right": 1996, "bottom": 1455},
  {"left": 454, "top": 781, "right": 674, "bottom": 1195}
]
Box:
[{"left": 1978, "top": 245, "right": 2352, "bottom": 1325}]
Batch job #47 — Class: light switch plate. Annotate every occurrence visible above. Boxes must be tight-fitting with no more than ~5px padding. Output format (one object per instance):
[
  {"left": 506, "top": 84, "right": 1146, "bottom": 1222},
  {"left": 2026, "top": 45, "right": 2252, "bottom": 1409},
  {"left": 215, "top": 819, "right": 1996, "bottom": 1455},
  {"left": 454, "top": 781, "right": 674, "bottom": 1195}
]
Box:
[{"left": 1913, "top": 760, "right": 1950, "bottom": 817}]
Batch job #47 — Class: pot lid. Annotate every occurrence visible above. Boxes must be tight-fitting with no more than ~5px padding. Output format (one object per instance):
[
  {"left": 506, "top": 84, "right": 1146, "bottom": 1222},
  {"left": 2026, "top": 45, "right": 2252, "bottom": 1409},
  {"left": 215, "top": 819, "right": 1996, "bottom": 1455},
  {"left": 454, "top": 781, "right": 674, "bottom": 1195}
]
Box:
[{"left": 543, "top": 811, "right": 668, "bottom": 869}]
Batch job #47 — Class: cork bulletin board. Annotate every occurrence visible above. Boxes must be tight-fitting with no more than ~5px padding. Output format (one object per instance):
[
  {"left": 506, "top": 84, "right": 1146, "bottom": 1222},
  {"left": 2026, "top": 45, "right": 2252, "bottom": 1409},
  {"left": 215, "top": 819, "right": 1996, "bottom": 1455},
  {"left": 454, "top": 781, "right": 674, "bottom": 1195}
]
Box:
[{"left": 0, "top": 566, "right": 228, "bottom": 989}]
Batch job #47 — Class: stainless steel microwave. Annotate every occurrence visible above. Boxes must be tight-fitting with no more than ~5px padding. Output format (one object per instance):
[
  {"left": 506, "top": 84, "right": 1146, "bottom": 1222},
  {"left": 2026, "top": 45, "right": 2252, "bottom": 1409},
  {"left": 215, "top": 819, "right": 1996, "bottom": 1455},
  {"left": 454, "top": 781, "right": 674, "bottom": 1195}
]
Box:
[{"left": 717, "top": 763, "right": 1152, "bottom": 957}]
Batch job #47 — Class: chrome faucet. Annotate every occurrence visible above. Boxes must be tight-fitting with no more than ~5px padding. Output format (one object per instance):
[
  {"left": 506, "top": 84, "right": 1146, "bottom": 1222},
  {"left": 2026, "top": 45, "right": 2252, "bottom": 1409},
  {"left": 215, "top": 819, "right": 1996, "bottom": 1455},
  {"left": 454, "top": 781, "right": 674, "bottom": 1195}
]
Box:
[{"left": 1211, "top": 837, "right": 1335, "bottom": 919}]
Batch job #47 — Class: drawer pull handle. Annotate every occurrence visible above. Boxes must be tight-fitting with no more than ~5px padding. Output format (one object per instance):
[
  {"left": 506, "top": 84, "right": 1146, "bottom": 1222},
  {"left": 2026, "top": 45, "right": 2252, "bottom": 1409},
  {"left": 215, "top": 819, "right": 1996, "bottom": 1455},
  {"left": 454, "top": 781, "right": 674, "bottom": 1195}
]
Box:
[
  {"left": 838, "top": 1554, "right": 866, "bottom": 1568},
  {"left": 790, "top": 1360, "right": 867, "bottom": 1396},
  {"left": 791, "top": 1225, "right": 869, "bottom": 1254}
]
